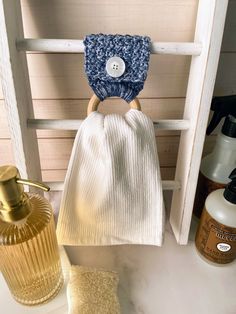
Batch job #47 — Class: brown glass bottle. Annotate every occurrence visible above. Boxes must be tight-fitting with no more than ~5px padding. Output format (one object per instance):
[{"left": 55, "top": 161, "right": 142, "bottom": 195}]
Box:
[{"left": 0, "top": 166, "right": 63, "bottom": 305}]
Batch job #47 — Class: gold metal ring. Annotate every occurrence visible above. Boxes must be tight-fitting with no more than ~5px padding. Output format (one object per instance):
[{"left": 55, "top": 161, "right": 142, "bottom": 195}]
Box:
[{"left": 87, "top": 94, "right": 141, "bottom": 116}]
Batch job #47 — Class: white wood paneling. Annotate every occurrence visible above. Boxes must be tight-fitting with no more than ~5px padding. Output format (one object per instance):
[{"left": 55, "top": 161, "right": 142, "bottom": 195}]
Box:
[
  {"left": 25, "top": 54, "right": 191, "bottom": 99},
  {"left": 0, "top": 53, "right": 234, "bottom": 99},
  {"left": 20, "top": 0, "right": 198, "bottom": 41},
  {"left": 0, "top": 139, "right": 14, "bottom": 164},
  {"left": 1, "top": 0, "right": 198, "bottom": 100},
  {"left": 38, "top": 137, "right": 179, "bottom": 169},
  {"left": 0, "top": 135, "right": 216, "bottom": 172}
]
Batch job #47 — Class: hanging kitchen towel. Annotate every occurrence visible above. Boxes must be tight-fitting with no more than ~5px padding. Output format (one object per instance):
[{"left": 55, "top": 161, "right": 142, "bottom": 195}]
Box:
[
  {"left": 57, "top": 109, "right": 165, "bottom": 246},
  {"left": 56, "top": 34, "right": 165, "bottom": 246}
]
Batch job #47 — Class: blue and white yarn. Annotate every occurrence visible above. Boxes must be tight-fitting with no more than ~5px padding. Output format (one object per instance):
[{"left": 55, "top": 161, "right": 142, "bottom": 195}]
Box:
[{"left": 84, "top": 34, "right": 151, "bottom": 102}]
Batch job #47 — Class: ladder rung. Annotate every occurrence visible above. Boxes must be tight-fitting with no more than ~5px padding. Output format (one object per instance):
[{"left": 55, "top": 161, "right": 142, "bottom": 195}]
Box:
[
  {"left": 17, "top": 39, "right": 202, "bottom": 56},
  {"left": 28, "top": 119, "right": 190, "bottom": 131},
  {"left": 45, "top": 180, "right": 181, "bottom": 191}
]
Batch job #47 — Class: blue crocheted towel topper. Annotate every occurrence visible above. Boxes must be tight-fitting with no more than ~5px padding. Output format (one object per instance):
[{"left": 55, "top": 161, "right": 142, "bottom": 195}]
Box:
[{"left": 84, "top": 34, "right": 151, "bottom": 102}]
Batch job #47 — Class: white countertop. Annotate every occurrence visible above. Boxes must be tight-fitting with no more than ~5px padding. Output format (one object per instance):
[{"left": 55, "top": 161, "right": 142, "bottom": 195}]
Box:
[
  {"left": 1, "top": 192, "right": 236, "bottom": 314},
  {"left": 66, "top": 219, "right": 236, "bottom": 314}
]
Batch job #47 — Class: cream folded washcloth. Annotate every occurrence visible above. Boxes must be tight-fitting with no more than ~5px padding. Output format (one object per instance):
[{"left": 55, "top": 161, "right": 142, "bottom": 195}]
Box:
[{"left": 57, "top": 109, "right": 165, "bottom": 246}]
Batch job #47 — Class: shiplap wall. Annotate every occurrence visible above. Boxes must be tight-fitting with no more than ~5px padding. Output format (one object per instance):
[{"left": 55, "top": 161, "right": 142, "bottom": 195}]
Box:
[{"left": 0, "top": 0, "right": 235, "bottom": 182}]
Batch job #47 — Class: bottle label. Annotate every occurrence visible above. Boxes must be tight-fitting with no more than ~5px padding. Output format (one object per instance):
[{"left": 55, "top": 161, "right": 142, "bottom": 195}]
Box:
[
  {"left": 193, "top": 172, "right": 226, "bottom": 218},
  {"left": 195, "top": 208, "right": 236, "bottom": 264}
]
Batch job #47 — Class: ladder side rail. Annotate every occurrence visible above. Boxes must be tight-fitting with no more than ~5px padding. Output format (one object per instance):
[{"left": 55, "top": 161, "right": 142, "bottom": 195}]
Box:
[
  {"left": 0, "top": 0, "right": 41, "bottom": 183},
  {"left": 170, "top": 0, "right": 228, "bottom": 244}
]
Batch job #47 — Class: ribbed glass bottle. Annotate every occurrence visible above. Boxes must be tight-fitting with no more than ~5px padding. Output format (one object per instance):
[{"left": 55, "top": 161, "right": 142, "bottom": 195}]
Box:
[{"left": 0, "top": 193, "right": 63, "bottom": 305}]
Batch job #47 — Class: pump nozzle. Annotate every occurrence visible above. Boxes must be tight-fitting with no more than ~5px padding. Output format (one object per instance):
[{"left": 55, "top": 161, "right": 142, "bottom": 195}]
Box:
[
  {"left": 16, "top": 178, "right": 50, "bottom": 192},
  {"left": 224, "top": 168, "right": 236, "bottom": 204},
  {"left": 206, "top": 95, "right": 236, "bottom": 135},
  {"left": 0, "top": 165, "right": 50, "bottom": 221},
  {"left": 229, "top": 168, "right": 236, "bottom": 183}
]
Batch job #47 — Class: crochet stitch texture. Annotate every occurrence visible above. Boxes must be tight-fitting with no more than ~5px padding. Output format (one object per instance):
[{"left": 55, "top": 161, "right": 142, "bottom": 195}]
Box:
[{"left": 84, "top": 34, "right": 151, "bottom": 102}]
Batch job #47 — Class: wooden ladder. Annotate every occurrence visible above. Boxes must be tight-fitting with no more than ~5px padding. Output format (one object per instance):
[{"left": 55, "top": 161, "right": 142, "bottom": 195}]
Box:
[{"left": 0, "top": 0, "right": 228, "bottom": 244}]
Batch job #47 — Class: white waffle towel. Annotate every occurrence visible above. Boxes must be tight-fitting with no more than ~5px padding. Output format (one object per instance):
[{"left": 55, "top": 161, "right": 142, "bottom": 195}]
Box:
[{"left": 57, "top": 109, "right": 165, "bottom": 246}]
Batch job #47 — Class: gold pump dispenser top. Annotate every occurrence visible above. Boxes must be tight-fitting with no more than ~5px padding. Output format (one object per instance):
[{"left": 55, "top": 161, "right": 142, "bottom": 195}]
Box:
[{"left": 0, "top": 165, "right": 50, "bottom": 222}]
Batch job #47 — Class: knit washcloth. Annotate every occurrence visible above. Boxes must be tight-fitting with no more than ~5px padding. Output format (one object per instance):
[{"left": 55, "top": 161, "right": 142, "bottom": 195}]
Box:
[{"left": 84, "top": 34, "right": 151, "bottom": 102}]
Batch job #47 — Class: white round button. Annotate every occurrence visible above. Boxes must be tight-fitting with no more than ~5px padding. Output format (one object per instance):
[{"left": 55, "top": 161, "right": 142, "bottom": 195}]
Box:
[{"left": 106, "top": 56, "right": 126, "bottom": 78}]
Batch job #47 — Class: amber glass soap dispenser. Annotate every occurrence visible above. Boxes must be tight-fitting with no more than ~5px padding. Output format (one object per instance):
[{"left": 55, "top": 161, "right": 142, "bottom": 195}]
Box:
[{"left": 0, "top": 165, "right": 63, "bottom": 305}]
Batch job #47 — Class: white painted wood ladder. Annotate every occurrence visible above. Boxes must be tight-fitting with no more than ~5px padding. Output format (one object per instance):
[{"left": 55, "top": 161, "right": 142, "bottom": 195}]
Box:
[{"left": 0, "top": 0, "right": 228, "bottom": 244}]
